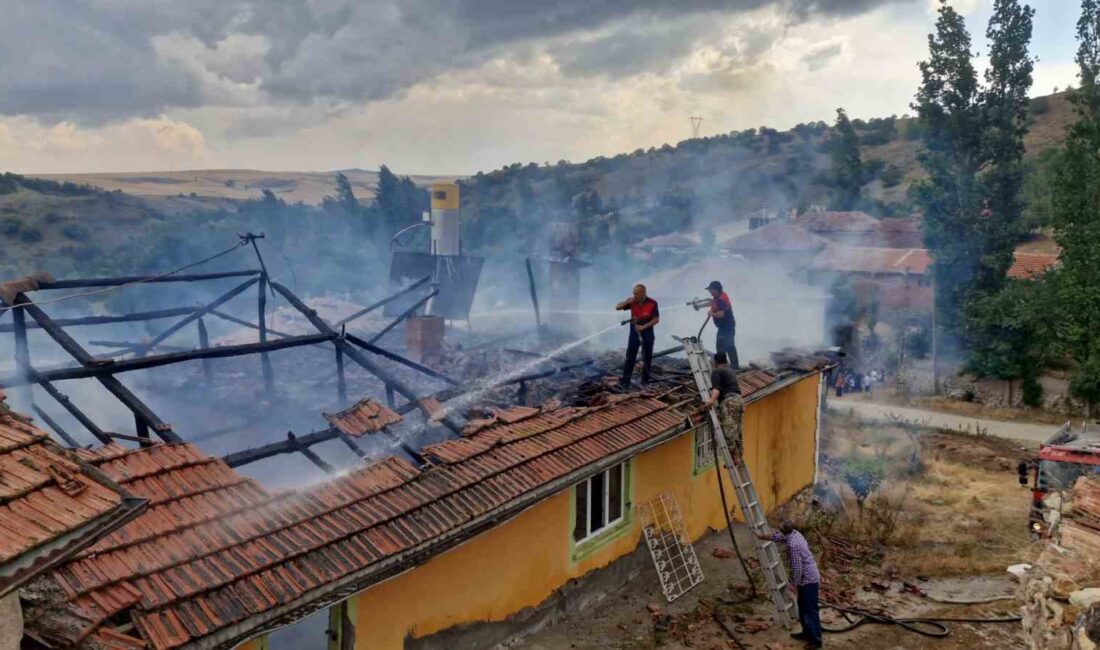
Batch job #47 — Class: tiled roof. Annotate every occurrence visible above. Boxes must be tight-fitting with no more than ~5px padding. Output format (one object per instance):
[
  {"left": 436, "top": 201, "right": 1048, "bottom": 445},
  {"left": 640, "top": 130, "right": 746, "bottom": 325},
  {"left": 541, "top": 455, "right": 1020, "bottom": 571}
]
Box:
[
  {"left": 23, "top": 355, "right": 830, "bottom": 650},
  {"left": 24, "top": 444, "right": 275, "bottom": 647},
  {"left": 1009, "top": 252, "right": 1059, "bottom": 279},
  {"left": 810, "top": 245, "right": 933, "bottom": 275},
  {"left": 324, "top": 398, "right": 403, "bottom": 436},
  {"left": 0, "top": 408, "right": 144, "bottom": 597},
  {"left": 812, "top": 246, "right": 1058, "bottom": 279},
  {"left": 721, "top": 223, "right": 825, "bottom": 253},
  {"left": 795, "top": 211, "right": 880, "bottom": 233},
  {"left": 24, "top": 395, "right": 686, "bottom": 649},
  {"left": 631, "top": 233, "right": 699, "bottom": 249}
]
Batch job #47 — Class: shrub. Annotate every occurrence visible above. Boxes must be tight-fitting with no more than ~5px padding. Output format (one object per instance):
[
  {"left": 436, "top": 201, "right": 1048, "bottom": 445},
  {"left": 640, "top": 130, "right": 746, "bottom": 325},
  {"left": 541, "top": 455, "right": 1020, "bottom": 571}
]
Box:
[
  {"left": 61, "top": 223, "right": 89, "bottom": 240},
  {"left": 881, "top": 164, "right": 904, "bottom": 188},
  {"left": 1, "top": 217, "right": 21, "bottom": 236},
  {"left": 843, "top": 457, "right": 885, "bottom": 507},
  {"left": 20, "top": 227, "right": 44, "bottom": 243}
]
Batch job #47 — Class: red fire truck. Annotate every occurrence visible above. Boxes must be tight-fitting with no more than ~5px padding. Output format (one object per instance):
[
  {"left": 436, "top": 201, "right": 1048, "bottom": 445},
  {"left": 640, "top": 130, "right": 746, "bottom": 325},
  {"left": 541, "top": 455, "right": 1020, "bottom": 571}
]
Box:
[{"left": 1019, "top": 422, "right": 1100, "bottom": 537}]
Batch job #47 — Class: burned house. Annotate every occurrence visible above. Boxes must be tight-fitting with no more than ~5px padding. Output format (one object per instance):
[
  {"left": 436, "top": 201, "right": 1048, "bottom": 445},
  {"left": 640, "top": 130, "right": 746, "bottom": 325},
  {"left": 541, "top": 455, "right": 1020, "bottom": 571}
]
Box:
[
  {"left": 8, "top": 350, "right": 828, "bottom": 650},
  {"left": 0, "top": 249, "right": 832, "bottom": 649}
]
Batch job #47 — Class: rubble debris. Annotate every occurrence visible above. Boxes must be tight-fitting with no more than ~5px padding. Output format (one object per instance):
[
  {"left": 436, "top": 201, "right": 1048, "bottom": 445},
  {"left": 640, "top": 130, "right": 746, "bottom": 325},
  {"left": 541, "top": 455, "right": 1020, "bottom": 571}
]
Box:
[{"left": 324, "top": 397, "right": 403, "bottom": 436}]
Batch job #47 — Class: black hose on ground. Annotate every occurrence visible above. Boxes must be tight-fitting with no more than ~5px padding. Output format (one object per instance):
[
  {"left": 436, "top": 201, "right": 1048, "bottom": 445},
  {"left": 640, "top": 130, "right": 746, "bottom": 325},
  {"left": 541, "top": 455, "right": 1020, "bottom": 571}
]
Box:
[{"left": 821, "top": 603, "right": 1022, "bottom": 637}]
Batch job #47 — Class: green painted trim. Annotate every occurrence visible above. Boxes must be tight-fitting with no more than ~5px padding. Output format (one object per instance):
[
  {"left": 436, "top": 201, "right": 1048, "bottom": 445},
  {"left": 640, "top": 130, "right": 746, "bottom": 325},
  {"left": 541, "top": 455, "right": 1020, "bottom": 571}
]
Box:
[
  {"left": 569, "top": 460, "right": 635, "bottom": 563},
  {"left": 692, "top": 424, "right": 716, "bottom": 475}
]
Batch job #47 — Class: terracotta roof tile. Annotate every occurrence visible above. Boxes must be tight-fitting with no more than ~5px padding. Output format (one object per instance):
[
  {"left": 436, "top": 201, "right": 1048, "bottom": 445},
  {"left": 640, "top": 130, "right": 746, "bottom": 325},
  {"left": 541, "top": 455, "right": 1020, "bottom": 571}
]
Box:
[
  {"left": 721, "top": 223, "right": 826, "bottom": 253},
  {"left": 23, "top": 357, "right": 830, "bottom": 649},
  {"left": 0, "top": 408, "right": 142, "bottom": 598},
  {"left": 1009, "top": 252, "right": 1059, "bottom": 279},
  {"left": 324, "top": 398, "right": 403, "bottom": 437}
]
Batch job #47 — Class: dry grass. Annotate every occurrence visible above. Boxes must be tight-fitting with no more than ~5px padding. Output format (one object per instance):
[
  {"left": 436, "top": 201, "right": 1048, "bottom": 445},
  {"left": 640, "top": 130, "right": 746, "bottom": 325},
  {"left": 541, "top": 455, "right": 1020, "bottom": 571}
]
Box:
[{"left": 818, "top": 412, "right": 1040, "bottom": 579}]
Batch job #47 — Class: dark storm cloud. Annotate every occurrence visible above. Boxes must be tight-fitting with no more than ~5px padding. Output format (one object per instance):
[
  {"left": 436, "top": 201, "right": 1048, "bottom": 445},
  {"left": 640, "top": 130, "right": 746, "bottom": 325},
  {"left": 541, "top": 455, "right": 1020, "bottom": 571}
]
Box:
[{"left": 0, "top": 0, "right": 912, "bottom": 124}]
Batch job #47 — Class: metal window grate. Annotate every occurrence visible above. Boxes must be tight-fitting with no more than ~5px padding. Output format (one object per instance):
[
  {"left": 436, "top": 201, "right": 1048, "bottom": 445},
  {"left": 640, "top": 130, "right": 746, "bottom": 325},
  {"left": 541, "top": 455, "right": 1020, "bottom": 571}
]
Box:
[
  {"left": 637, "top": 492, "right": 705, "bottom": 602},
  {"left": 694, "top": 423, "right": 715, "bottom": 470}
]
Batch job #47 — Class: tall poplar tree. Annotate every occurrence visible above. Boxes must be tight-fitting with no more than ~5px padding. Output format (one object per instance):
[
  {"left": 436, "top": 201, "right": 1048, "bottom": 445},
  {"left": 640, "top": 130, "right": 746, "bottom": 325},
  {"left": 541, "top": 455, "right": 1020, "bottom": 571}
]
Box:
[
  {"left": 1051, "top": 0, "right": 1100, "bottom": 412},
  {"left": 829, "top": 108, "right": 863, "bottom": 210}
]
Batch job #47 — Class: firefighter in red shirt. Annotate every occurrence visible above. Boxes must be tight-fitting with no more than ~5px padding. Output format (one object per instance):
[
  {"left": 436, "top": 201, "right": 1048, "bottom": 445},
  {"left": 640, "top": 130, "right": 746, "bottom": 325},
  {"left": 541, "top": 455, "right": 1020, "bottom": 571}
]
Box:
[
  {"left": 616, "top": 284, "right": 660, "bottom": 387},
  {"left": 706, "top": 280, "right": 739, "bottom": 369}
]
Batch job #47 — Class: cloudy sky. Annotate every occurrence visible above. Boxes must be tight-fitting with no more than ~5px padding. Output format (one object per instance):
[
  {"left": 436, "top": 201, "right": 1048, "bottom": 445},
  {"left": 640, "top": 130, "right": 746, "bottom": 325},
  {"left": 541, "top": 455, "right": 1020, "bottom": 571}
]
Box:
[{"left": 0, "top": 0, "right": 1081, "bottom": 176}]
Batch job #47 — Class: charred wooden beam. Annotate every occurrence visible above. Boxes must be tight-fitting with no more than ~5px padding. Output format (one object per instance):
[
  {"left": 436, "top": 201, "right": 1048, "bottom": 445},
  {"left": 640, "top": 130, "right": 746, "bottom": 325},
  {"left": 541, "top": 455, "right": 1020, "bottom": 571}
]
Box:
[
  {"left": 365, "top": 289, "right": 439, "bottom": 346},
  {"left": 338, "top": 431, "right": 366, "bottom": 458},
  {"left": 344, "top": 333, "right": 459, "bottom": 387},
  {"left": 336, "top": 276, "right": 432, "bottom": 327},
  {"left": 32, "top": 405, "right": 78, "bottom": 447},
  {"left": 222, "top": 427, "right": 342, "bottom": 468},
  {"left": 268, "top": 282, "right": 440, "bottom": 420},
  {"left": 197, "top": 318, "right": 213, "bottom": 382},
  {"left": 38, "top": 380, "right": 111, "bottom": 445},
  {"left": 0, "top": 333, "right": 334, "bottom": 385},
  {"left": 335, "top": 346, "right": 348, "bottom": 403},
  {"left": 134, "top": 415, "right": 151, "bottom": 447},
  {"left": 134, "top": 277, "right": 260, "bottom": 356},
  {"left": 88, "top": 340, "right": 189, "bottom": 353},
  {"left": 0, "top": 306, "right": 196, "bottom": 332},
  {"left": 525, "top": 257, "right": 541, "bottom": 328},
  {"left": 11, "top": 295, "right": 182, "bottom": 443},
  {"left": 209, "top": 309, "right": 288, "bottom": 337},
  {"left": 37, "top": 270, "right": 261, "bottom": 290},
  {"left": 296, "top": 439, "right": 334, "bottom": 473},
  {"left": 257, "top": 275, "right": 274, "bottom": 394},
  {"left": 10, "top": 300, "right": 31, "bottom": 407}
]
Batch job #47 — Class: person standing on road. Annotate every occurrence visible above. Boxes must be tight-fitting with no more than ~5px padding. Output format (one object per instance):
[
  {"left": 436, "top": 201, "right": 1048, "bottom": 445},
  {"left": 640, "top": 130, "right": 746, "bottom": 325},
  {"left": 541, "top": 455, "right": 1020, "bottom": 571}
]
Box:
[
  {"left": 705, "top": 281, "right": 739, "bottom": 368},
  {"left": 756, "top": 521, "right": 822, "bottom": 648},
  {"left": 701, "top": 352, "right": 743, "bottom": 459},
  {"left": 616, "top": 284, "right": 660, "bottom": 387}
]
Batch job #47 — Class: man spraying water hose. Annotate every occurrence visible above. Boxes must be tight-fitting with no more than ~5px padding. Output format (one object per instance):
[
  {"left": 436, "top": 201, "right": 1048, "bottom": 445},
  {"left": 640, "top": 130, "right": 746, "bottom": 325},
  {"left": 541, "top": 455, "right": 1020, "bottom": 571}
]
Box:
[
  {"left": 705, "top": 280, "right": 739, "bottom": 368},
  {"left": 616, "top": 284, "right": 660, "bottom": 387},
  {"left": 701, "top": 351, "right": 743, "bottom": 461}
]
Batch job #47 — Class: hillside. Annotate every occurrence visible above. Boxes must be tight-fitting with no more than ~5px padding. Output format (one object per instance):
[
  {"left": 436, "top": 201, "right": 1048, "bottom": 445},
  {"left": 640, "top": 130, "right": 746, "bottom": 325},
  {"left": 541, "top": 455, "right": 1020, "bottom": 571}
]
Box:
[
  {"left": 0, "top": 91, "right": 1079, "bottom": 281},
  {"left": 34, "top": 168, "right": 457, "bottom": 206},
  {"left": 457, "top": 92, "right": 1075, "bottom": 254}
]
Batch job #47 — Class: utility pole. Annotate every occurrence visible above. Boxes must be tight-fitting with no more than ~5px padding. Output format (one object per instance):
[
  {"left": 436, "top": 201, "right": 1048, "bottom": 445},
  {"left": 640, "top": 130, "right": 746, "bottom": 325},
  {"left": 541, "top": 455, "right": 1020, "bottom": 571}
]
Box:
[
  {"left": 690, "top": 116, "right": 703, "bottom": 139},
  {"left": 931, "top": 275, "right": 939, "bottom": 395}
]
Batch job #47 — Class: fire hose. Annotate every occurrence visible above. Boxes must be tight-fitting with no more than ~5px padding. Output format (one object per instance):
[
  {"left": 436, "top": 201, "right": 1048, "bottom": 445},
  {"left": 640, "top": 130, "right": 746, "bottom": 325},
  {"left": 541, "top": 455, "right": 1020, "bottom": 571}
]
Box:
[{"left": 820, "top": 603, "right": 1021, "bottom": 637}]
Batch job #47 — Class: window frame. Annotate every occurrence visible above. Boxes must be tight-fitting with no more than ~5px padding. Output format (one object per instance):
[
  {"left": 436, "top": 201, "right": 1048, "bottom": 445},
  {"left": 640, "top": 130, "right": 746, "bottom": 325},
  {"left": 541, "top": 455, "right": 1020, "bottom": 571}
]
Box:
[
  {"left": 571, "top": 461, "right": 632, "bottom": 554},
  {"left": 694, "top": 423, "right": 716, "bottom": 473}
]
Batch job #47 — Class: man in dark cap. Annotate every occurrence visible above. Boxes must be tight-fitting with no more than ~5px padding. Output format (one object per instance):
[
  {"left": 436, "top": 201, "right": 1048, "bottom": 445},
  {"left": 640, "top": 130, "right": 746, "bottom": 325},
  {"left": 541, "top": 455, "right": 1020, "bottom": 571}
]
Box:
[{"left": 705, "top": 280, "right": 738, "bottom": 368}]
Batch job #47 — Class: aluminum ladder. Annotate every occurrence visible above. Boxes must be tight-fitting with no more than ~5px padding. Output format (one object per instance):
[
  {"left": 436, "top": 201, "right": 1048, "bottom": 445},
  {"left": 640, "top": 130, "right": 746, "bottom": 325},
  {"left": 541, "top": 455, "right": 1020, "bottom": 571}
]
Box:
[{"left": 680, "top": 336, "right": 797, "bottom": 628}]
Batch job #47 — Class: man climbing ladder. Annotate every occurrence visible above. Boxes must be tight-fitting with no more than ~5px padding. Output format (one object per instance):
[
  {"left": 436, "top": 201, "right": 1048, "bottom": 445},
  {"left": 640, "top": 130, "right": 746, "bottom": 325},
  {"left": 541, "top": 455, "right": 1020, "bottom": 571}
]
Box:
[
  {"left": 681, "top": 336, "right": 797, "bottom": 629},
  {"left": 701, "top": 351, "right": 743, "bottom": 462}
]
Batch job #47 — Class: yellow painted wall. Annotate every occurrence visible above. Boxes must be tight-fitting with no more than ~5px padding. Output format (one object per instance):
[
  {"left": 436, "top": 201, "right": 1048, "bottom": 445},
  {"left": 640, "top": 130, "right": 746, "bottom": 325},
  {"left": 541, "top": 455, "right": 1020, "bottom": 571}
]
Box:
[{"left": 237, "top": 374, "right": 821, "bottom": 650}]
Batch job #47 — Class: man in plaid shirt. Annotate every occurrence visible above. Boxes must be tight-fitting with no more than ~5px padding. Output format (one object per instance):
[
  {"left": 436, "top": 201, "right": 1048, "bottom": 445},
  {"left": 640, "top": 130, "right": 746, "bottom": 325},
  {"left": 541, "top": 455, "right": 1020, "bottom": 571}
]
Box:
[{"left": 757, "top": 520, "right": 822, "bottom": 647}]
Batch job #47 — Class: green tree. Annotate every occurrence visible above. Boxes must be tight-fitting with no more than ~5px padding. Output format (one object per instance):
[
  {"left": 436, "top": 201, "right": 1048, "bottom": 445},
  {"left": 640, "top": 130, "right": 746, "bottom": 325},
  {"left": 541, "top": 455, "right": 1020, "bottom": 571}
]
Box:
[
  {"left": 829, "top": 108, "right": 863, "bottom": 210},
  {"left": 964, "top": 279, "right": 1057, "bottom": 406},
  {"left": 375, "top": 165, "right": 429, "bottom": 238},
  {"left": 1050, "top": 0, "right": 1100, "bottom": 413},
  {"left": 912, "top": 0, "right": 1033, "bottom": 341}
]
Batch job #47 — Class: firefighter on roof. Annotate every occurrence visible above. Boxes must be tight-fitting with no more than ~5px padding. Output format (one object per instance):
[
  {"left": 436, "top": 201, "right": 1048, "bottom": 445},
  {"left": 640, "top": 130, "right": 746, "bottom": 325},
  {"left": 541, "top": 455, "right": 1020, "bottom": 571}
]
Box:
[{"left": 616, "top": 284, "right": 660, "bottom": 387}]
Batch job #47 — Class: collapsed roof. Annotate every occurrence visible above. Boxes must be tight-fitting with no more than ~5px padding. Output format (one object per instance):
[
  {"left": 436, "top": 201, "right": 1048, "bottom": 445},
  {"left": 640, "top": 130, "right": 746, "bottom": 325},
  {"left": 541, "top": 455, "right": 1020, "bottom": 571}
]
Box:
[{"left": 20, "top": 352, "right": 832, "bottom": 649}]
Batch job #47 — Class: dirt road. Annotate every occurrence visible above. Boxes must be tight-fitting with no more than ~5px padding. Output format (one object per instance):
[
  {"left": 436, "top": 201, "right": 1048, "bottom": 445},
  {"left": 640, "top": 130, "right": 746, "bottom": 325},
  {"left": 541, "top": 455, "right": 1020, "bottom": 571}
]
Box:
[{"left": 831, "top": 396, "right": 1054, "bottom": 442}]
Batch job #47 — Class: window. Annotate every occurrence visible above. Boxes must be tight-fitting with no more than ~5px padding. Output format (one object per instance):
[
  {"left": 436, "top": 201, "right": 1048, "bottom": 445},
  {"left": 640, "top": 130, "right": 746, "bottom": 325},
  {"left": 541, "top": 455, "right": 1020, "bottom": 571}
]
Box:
[
  {"left": 433, "top": 190, "right": 448, "bottom": 200},
  {"left": 573, "top": 463, "right": 627, "bottom": 543},
  {"left": 694, "top": 423, "right": 715, "bottom": 472}
]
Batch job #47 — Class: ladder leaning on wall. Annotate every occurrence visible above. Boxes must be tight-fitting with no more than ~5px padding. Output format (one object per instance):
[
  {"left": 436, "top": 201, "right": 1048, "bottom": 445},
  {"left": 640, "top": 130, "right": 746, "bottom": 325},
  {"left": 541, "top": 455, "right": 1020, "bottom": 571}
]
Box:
[{"left": 680, "top": 336, "right": 797, "bottom": 628}]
